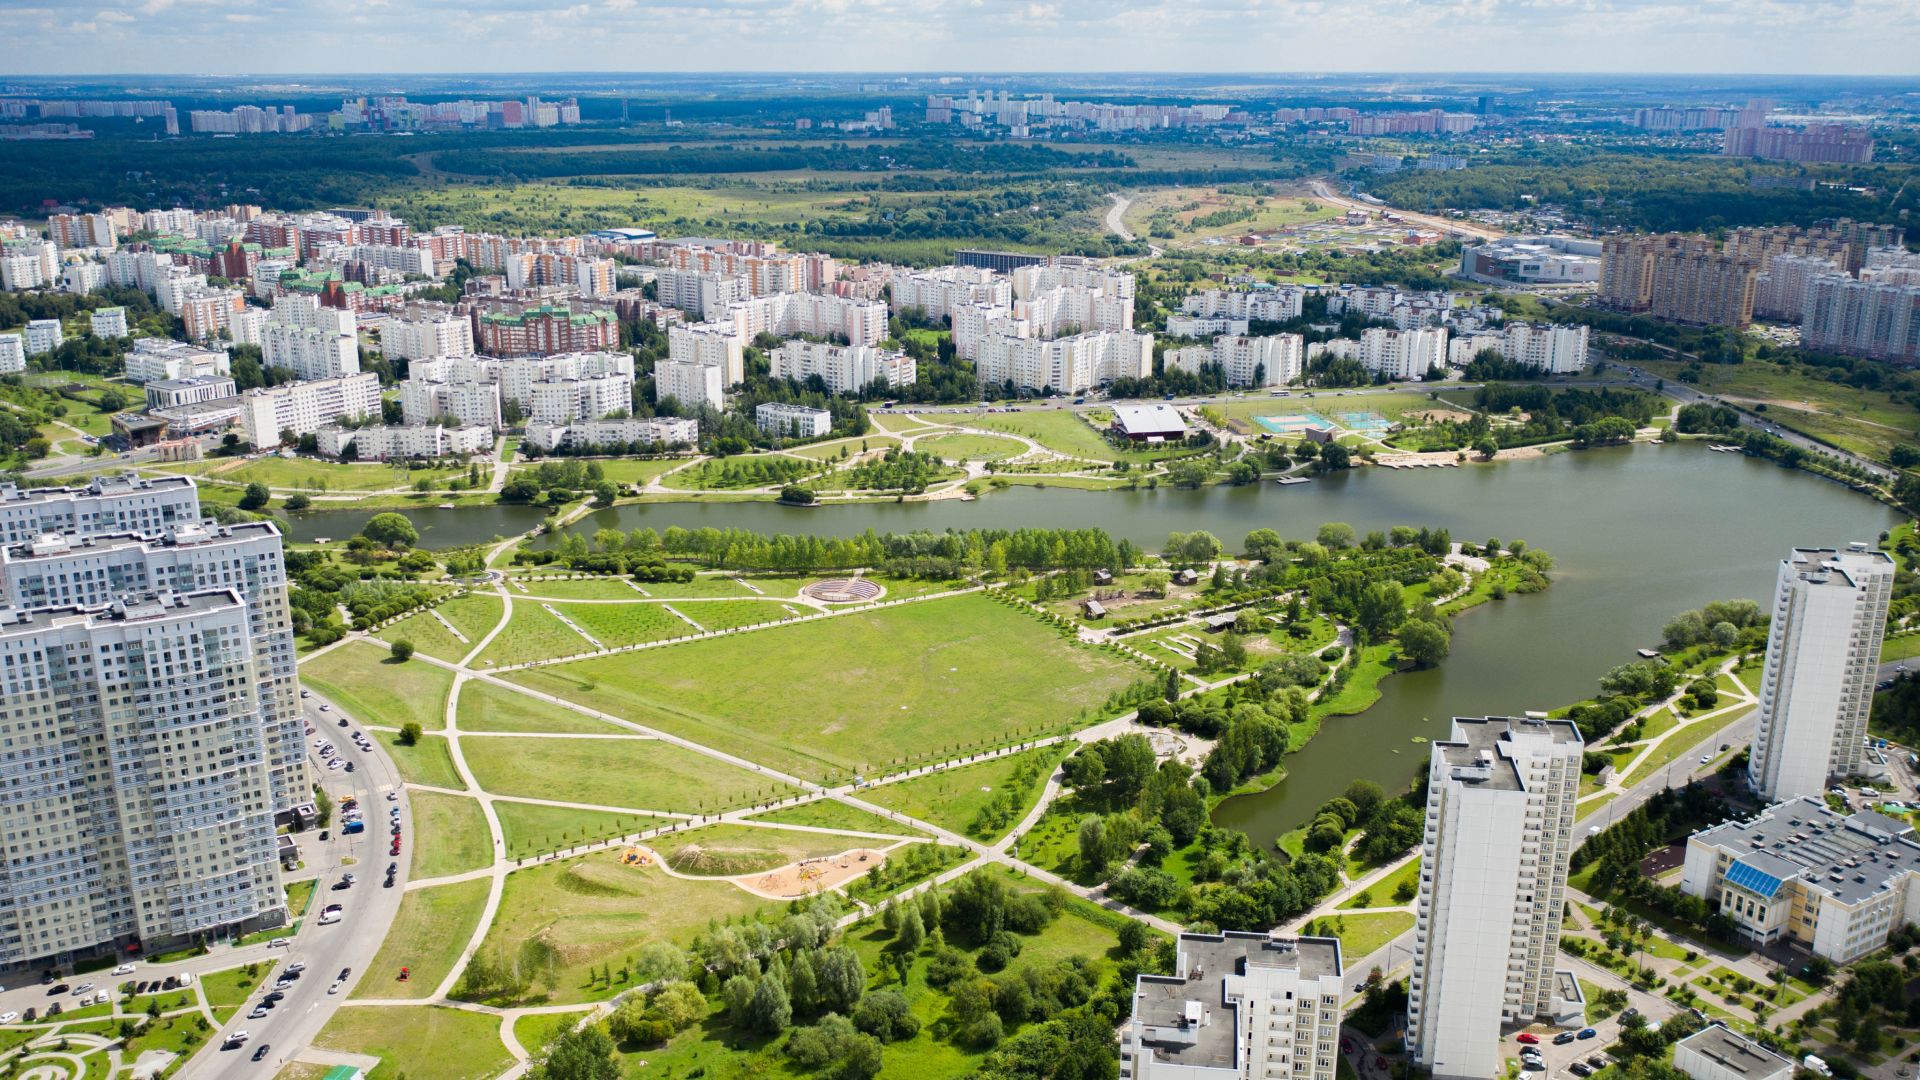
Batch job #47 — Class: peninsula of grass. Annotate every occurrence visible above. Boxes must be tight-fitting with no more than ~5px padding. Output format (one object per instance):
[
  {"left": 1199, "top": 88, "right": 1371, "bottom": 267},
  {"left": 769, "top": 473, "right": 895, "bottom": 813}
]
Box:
[
  {"left": 460, "top": 735, "right": 791, "bottom": 815},
  {"left": 353, "top": 878, "right": 493, "bottom": 1002},
  {"left": 455, "top": 681, "right": 618, "bottom": 734},
  {"left": 469, "top": 851, "right": 775, "bottom": 1005},
  {"left": 386, "top": 733, "right": 463, "bottom": 790},
  {"left": 861, "top": 744, "right": 1068, "bottom": 841},
  {"left": 654, "top": 822, "right": 886, "bottom": 876},
  {"left": 407, "top": 791, "right": 493, "bottom": 879},
  {"left": 300, "top": 641, "right": 454, "bottom": 732},
  {"left": 745, "top": 798, "right": 930, "bottom": 838},
  {"left": 785, "top": 434, "right": 900, "bottom": 460},
  {"left": 315, "top": 1003, "right": 512, "bottom": 1080},
  {"left": 505, "top": 593, "right": 1139, "bottom": 778},
  {"left": 493, "top": 801, "right": 677, "bottom": 859}
]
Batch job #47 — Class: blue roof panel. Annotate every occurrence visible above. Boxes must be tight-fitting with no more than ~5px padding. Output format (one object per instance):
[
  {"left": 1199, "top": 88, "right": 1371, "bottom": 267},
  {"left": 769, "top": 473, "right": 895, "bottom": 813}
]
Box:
[{"left": 1725, "top": 859, "right": 1784, "bottom": 899}]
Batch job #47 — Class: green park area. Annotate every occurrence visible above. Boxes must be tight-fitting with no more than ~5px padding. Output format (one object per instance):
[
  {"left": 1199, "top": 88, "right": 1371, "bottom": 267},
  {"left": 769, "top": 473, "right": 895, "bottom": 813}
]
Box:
[
  {"left": 407, "top": 791, "right": 493, "bottom": 878},
  {"left": 1636, "top": 356, "right": 1920, "bottom": 462},
  {"left": 493, "top": 801, "right": 676, "bottom": 859},
  {"left": 455, "top": 681, "right": 619, "bottom": 734},
  {"left": 504, "top": 593, "right": 1141, "bottom": 778},
  {"left": 151, "top": 455, "right": 466, "bottom": 492},
  {"left": 315, "top": 1003, "right": 513, "bottom": 1080},
  {"left": 913, "top": 432, "right": 1030, "bottom": 462},
  {"left": 862, "top": 745, "right": 1068, "bottom": 841},
  {"left": 375, "top": 594, "right": 502, "bottom": 661},
  {"left": 354, "top": 877, "right": 494, "bottom": 1001},
  {"left": 300, "top": 641, "right": 453, "bottom": 732},
  {"left": 746, "top": 798, "right": 930, "bottom": 838},
  {"left": 653, "top": 822, "right": 893, "bottom": 876},
  {"left": 1304, "top": 911, "right": 1416, "bottom": 959},
  {"left": 460, "top": 734, "right": 793, "bottom": 814}
]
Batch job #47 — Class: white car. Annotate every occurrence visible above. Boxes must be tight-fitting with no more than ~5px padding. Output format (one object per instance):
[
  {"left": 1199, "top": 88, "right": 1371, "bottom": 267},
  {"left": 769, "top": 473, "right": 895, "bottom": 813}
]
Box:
[
  {"left": 317, "top": 905, "right": 343, "bottom": 926},
  {"left": 327, "top": 760, "right": 345, "bottom": 771},
  {"left": 327, "top": 980, "right": 344, "bottom": 995},
  {"left": 72, "top": 983, "right": 94, "bottom": 996},
  {"left": 227, "top": 1030, "right": 250, "bottom": 1045},
  {"left": 319, "top": 704, "right": 330, "bottom": 712},
  {"left": 112, "top": 963, "right": 135, "bottom": 976},
  {"left": 0, "top": 1012, "right": 17, "bottom": 1024},
  {"left": 266, "top": 939, "right": 291, "bottom": 949}
]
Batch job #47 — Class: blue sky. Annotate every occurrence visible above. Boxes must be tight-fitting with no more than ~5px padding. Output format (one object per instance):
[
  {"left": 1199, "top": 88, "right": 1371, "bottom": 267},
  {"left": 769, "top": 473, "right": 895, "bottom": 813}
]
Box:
[{"left": 8, "top": 0, "right": 1918, "bottom": 76}]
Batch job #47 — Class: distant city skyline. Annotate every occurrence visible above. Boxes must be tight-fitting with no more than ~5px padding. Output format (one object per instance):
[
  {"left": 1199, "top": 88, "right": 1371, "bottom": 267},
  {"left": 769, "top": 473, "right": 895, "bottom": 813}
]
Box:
[{"left": 5, "top": 0, "right": 1919, "bottom": 77}]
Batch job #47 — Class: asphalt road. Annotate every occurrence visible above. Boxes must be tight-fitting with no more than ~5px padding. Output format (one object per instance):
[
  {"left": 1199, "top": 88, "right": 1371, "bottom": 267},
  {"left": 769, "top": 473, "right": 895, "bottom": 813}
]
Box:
[{"left": 176, "top": 694, "right": 414, "bottom": 1080}]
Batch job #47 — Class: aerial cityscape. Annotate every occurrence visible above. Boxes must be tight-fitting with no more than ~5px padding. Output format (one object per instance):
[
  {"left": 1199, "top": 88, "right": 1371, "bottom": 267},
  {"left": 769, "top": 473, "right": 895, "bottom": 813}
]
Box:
[{"left": 1, "top": 11, "right": 1919, "bottom": 1080}]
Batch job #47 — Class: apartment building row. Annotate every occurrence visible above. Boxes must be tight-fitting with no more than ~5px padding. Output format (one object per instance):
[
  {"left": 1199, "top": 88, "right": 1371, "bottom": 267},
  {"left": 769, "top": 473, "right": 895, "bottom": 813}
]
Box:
[
  {"left": 400, "top": 351, "right": 635, "bottom": 432},
  {"left": 1600, "top": 220, "right": 1905, "bottom": 330},
  {"left": 521, "top": 416, "right": 697, "bottom": 454},
  {"left": 1447, "top": 323, "right": 1591, "bottom": 374},
  {"left": 1165, "top": 334, "right": 1304, "bottom": 389},
  {"left": 1179, "top": 286, "right": 1307, "bottom": 324}
]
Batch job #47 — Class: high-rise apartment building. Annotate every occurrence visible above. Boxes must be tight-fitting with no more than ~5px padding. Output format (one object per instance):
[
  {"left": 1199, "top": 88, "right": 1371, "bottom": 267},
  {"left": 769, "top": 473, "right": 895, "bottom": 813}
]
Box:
[
  {"left": 0, "top": 476, "right": 201, "bottom": 545},
  {"left": 261, "top": 294, "right": 361, "bottom": 381},
  {"left": 1123, "top": 933, "right": 1345, "bottom": 1080},
  {"left": 379, "top": 302, "right": 474, "bottom": 362},
  {"left": 1359, "top": 327, "right": 1447, "bottom": 381},
  {"left": 770, "top": 340, "right": 917, "bottom": 395},
  {"left": 1748, "top": 545, "right": 1894, "bottom": 802},
  {"left": 1408, "top": 717, "right": 1585, "bottom": 1080},
  {"left": 1165, "top": 334, "right": 1304, "bottom": 389},
  {"left": 1801, "top": 277, "right": 1920, "bottom": 364},
  {"left": 0, "top": 591, "right": 286, "bottom": 966},
  {"left": 654, "top": 358, "right": 726, "bottom": 412}
]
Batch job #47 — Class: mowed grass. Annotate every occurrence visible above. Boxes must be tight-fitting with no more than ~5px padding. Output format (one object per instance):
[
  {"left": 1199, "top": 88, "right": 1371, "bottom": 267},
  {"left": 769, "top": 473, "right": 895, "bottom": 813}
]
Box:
[
  {"left": 315, "top": 1002, "right": 511, "bottom": 1080},
  {"left": 471, "top": 851, "right": 777, "bottom": 1005},
  {"left": 746, "top": 798, "right": 929, "bottom": 838},
  {"left": 476, "top": 602, "right": 597, "bottom": 667},
  {"left": 654, "top": 822, "right": 887, "bottom": 876},
  {"left": 456, "top": 681, "right": 621, "bottom": 734},
  {"left": 913, "top": 432, "right": 1029, "bottom": 462},
  {"left": 555, "top": 600, "right": 693, "bottom": 646},
  {"left": 352, "top": 878, "right": 493, "bottom": 1002},
  {"left": 512, "top": 457, "right": 687, "bottom": 486},
  {"left": 374, "top": 607, "right": 470, "bottom": 663},
  {"left": 667, "top": 599, "right": 801, "bottom": 632},
  {"left": 620, "top": 576, "right": 758, "bottom": 598},
  {"left": 785, "top": 434, "right": 901, "bottom": 461},
  {"left": 407, "top": 791, "right": 493, "bottom": 879},
  {"left": 460, "top": 736, "right": 791, "bottom": 814},
  {"left": 1304, "top": 911, "right": 1416, "bottom": 959},
  {"left": 506, "top": 594, "right": 1139, "bottom": 777},
  {"left": 510, "top": 577, "right": 646, "bottom": 601},
  {"left": 154, "top": 455, "right": 464, "bottom": 492},
  {"left": 1636, "top": 357, "right": 1920, "bottom": 461},
  {"left": 494, "top": 801, "right": 678, "bottom": 859},
  {"left": 301, "top": 641, "right": 453, "bottom": 731},
  {"left": 436, "top": 594, "right": 506, "bottom": 643},
  {"left": 934, "top": 410, "right": 1123, "bottom": 462},
  {"left": 862, "top": 745, "right": 1068, "bottom": 841},
  {"left": 388, "top": 733, "right": 463, "bottom": 790}
]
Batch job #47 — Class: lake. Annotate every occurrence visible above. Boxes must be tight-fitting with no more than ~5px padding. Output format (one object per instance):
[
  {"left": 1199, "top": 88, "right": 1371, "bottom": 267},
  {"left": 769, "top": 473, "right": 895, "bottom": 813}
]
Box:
[{"left": 286, "top": 443, "right": 1898, "bottom": 844}]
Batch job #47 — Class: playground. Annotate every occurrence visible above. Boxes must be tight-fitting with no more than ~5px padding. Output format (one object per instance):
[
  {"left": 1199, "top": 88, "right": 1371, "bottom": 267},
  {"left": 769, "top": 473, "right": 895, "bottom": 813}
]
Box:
[{"left": 751, "top": 847, "right": 889, "bottom": 898}]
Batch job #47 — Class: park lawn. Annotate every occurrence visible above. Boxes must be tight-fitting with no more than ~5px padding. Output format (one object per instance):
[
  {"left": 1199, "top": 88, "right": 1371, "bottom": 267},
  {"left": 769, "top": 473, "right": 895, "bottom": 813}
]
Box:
[
  {"left": 745, "top": 798, "right": 930, "bottom": 838},
  {"left": 387, "top": 733, "right": 464, "bottom": 790},
  {"left": 407, "top": 791, "right": 493, "bottom": 879},
  {"left": 1636, "top": 357, "right": 1920, "bottom": 461},
  {"left": 513, "top": 458, "right": 687, "bottom": 486},
  {"left": 620, "top": 575, "right": 758, "bottom": 598},
  {"left": 1620, "top": 705, "right": 1750, "bottom": 788},
  {"left": 460, "top": 735, "right": 790, "bottom": 815},
  {"left": 653, "top": 822, "right": 884, "bottom": 876},
  {"left": 1885, "top": 634, "right": 1920, "bottom": 663},
  {"left": 940, "top": 409, "right": 1143, "bottom": 463},
  {"left": 510, "top": 577, "right": 647, "bottom": 602},
  {"left": 1312, "top": 643, "right": 1399, "bottom": 719},
  {"left": 471, "top": 851, "right": 777, "bottom": 1005},
  {"left": 1635, "top": 707, "right": 1681, "bottom": 743},
  {"left": 198, "top": 964, "right": 268, "bottom": 1009},
  {"left": 1305, "top": 911, "right": 1415, "bottom": 959},
  {"left": 475, "top": 602, "right": 598, "bottom": 667},
  {"left": 868, "top": 410, "right": 944, "bottom": 434},
  {"left": 914, "top": 432, "right": 1030, "bottom": 462},
  {"left": 315, "top": 1003, "right": 511, "bottom": 1080},
  {"left": 552, "top": 600, "right": 692, "bottom": 646},
  {"left": 373, "top": 607, "right": 470, "bottom": 663},
  {"left": 117, "top": 1011, "right": 212, "bottom": 1064},
  {"left": 286, "top": 878, "right": 316, "bottom": 918},
  {"left": 666, "top": 598, "right": 802, "bottom": 632},
  {"left": 658, "top": 453, "right": 817, "bottom": 491},
  {"left": 493, "top": 800, "right": 676, "bottom": 859},
  {"left": 513, "top": 1011, "right": 586, "bottom": 1056},
  {"left": 300, "top": 642, "right": 454, "bottom": 732},
  {"left": 507, "top": 594, "right": 1138, "bottom": 779},
  {"left": 436, "top": 594, "right": 506, "bottom": 643},
  {"left": 157, "top": 455, "right": 463, "bottom": 492},
  {"left": 861, "top": 745, "right": 1068, "bottom": 841},
  {"left": 353, "top": 878, "right": 493, "bottom": 1001},
  {"left": 784, "top": 434, "right": 901, "bottom": 461},
  {"left": 1341, "top": 857, "right": 1421, "bottom": 910},
  {"left": 456, "top": 681, "right": 621, "bottom": 734}
]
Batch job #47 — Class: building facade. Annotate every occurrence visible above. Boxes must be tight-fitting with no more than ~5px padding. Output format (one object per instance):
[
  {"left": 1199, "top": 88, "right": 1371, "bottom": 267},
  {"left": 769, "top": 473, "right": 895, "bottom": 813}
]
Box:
[
  {"left": 315, "top": 424, "right": 491, "bottom": 460},
  {"left": 1748, "top": 545, "right": 1895, "bottom": 802},
  {"left": 770, "top": 340, "right": 917, "bottom": 395},
  {"left": 1124, "top": 933, "right": 1344, "bottom": 1080},
  {"left": 754, "top": 402, "right": 832, "bottom": 439},
  {"left": 237, "top": 373, "right": 383, "bottom": 446}
]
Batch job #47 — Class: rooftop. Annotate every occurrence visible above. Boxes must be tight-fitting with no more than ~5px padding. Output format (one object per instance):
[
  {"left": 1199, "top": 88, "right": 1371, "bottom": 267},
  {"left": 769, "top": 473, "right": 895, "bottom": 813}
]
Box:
[
  {"left": 1786, "top": 544, "right": 1893, "bottom": 589},
  {"left": 0, "top": 588, "right": 244, "bottom": 633},
  {"left": 1436, "top": 715, "right": 1582, "bottom": 790},
  {"left": 1694, "top": 796, "right": 1920, "bottom": 906},
  {"left": 1674, "top": 1024, "right": 1795, "bottom": 1079},
  {"left": 1110, "top": 402, "right": 1187, "bottom": 436},
  {"left": 1132, "top": 933, "right": 1341, "bottom": 1073}
]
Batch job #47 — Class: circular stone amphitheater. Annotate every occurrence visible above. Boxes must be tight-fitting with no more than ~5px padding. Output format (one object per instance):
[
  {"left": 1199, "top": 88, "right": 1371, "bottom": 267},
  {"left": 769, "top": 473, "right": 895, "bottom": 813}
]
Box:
[{"left": 802, "top": 578, "right": 885, "bottom": 603}]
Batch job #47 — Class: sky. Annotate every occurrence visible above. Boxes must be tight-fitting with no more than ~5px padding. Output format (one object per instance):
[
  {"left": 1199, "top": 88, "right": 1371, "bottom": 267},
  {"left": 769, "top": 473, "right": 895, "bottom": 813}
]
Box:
[{"left": 7, "top": 0, "right": 1920, "bottom": 77}]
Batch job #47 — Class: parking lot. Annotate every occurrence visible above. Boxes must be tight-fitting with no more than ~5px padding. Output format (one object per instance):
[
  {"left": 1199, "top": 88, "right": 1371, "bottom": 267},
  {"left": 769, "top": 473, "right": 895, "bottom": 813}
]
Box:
[{"left": 1506, "top": 1017, "right": 1625, "bottom": 1078}]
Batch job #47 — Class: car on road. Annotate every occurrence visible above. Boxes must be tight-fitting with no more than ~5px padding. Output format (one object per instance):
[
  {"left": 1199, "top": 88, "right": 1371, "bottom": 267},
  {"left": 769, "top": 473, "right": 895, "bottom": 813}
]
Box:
[
  {"left": 1577, "top": 1028, "right": 1597, "bottom": 1040},
  {"left": 328, "top": 980, "right": 344, "bottom": 995},
  {"left": 1554, "top": 1032, "right": 1577, "bottom": 1045},
  {"left": 319, "top": 704, "right": 330, "bottom": 712},
  {"left": 248, "top": 1005, "right": 270, "bottom": 1019},
  {"left": 317, "top": 904, "right": 343, "bottom": 925},
  {"left": 267, "top": 938, "right": 290, "bottom": 949},
  {"left": 327, "top": 759, "right": 345, "bottom": 770},
  {"left": 1700, "top": 755, "right": 1711, "bottom": 765},
  {"left": 263, "top": 991, "right": 284, "bottom": 1003},
  {"left": 112, "top": 963, "right": 135, "bottom": 976},
  {"left": 72, "top": 984, "right": 94, "bottom": 996},
  {"left": 46, "top": 984, "right": 67, "bottom": 996},
  {"left": 300, "top": 690, "right": 310, "bottom": 698},
  {"left": 224, "top": 1031, "right": 250, "bottom": 1048},
  {"left": 0, "top": 1012, "right": 17, "bottom": 1024},
  {"left": 286, "top": 963, "right": 305, "bottom": 974},
  {"left": 338, "top": 967, "right": 352, "bottom": 981},
  {"left": 1516, "top": 1033, "right": 1539, "bottom": 1044},
  {"left": 252, "top": 1044, "right": 271, "bottom": 1062},
  {"left": 387, "top": 792, "right": 399, "bottom": 801}
]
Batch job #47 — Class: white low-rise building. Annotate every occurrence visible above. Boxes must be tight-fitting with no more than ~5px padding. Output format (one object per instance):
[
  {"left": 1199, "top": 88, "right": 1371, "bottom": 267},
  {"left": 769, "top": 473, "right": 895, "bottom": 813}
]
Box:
[
  {"left": 754, "top": 402, "right": 832, "bottom": 439},
  {"left": 238, "top": 372, "right": 382, "bottom": 447},
  {"left": 315, "top": 424, "right": 492, "bottom": 460},
  {"left": 1682, "top": 796, "right": 1920, "bottom": 963},
  {"left": 124, "top": 339, "right": 231, "bottom": 384},
  {"left": 144, "top": 375, "right": 237, "bottom": 410},
  {"left": 1165, "top": 314, "right": 1250, "bottom": 338},
  {"left": 62, "top": 261, "right": 108, "bottom": 295},
  {"left": 1123, "top": 933, "right": 1344, "bottom": 1080},
  {"left": 771, "top": 339, "right": 917, "bottom": 394},
  {"left": 1672, "top": 1023, "right": 1795, "bottom": 1080},
  {"left": 522, "top": 417, "right": 698, "bottom": 453}
]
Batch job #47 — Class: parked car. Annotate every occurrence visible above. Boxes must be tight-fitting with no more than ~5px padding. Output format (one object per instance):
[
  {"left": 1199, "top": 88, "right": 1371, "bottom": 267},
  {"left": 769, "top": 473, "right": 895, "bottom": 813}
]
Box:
[
  {"left": 0, "top": 1012, "right": 18, "bottom": 1024},
  {"left": 112, "top": 963, "right": 135, "bottom": 976},
  {"left": 1554, "top": 1032, "right": 1577, "bottom": 1046},
  {"left": 1577, "top": 1028, "right": 1598, "bottom": 1040},
  {"left": 1517, "top": 1033, "right": 1540, "bottom": 1045},
  {"left": 1571, "top": 1064, "right": 1593, "bottom": 1077}
]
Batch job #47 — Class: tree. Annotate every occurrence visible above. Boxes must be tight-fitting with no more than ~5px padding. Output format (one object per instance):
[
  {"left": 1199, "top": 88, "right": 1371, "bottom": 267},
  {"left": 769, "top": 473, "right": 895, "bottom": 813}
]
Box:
[
  {"left": 1077, "top": 816, "right": 1110, "bottom": 874},
  {"left": 1316, "top": 522, "right": 1356, "bottom": 549},
  {"left": 1117, "top": 919, "right": 1150, "bottom": 956},
  {"left": 1343, "top": 780, "right": 1384, "bottom": 821},
  {"left": 238, "top": 483, "right": 270, "bottom": 511},
  {"left": 361, "top": 512, "right": 419, "bottom": 549},
  {"left": 391, "top": 640, "right": 415, "bottom": 662},
  {"left": 542, "top": 1026, "right": 619, "bottom": 1080},
  {"left": 397, "top": 722, "right": 422, "bottom": 747},
  {"left": 1474, "top": 435, "right": 1499, "bottom": 459},
  {"left": 1243, "top": 528, "right": 1286, "bottom": 563},
  {"left": 746, "top": 972, "right": 793, "bottom": 1035},
  {"left": 1353, "top": 580, "right": 1408, "bottom": 641},
  {"left": 284, "top": 493, "right": 311, "bottom": 511},
  {"left": 853, "top": 990, "right": 920, "bottom": 1041},
  {"left": 1397, "top": 619, "right": 1451, "bottom": 668}
]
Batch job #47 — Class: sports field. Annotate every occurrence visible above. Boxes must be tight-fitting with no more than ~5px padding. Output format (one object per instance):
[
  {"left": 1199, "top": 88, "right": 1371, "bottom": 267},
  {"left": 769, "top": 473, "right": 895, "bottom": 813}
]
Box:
[{"left": 504, "top": 593, "right": 1140, "bottom": 777}]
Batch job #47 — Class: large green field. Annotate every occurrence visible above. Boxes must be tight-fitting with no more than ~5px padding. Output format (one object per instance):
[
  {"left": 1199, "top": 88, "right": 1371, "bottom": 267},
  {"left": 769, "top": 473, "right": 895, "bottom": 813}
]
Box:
[
  {"left": 931, "top": 409, "right": 1129, "bottom": 462},
  {"left": 352, "top": 878, "right": 493, "bottom": 1002},
  {"left": 1636, "top": 357, "right": 1920, "bottom": 462},
  {"left": 912, "top": 432, "right": 1030, "bottom": 462},
  {"left": 316, "top": 1003, "right": 511, "bottom": 1080},
  {"left": 460, "top": 735, "right": 792, "bottom": 814},
  {"left": 475, "top": 602, "right": 597, "bottom": 667},
  {"left": 493, "top": 800, "right": 676, "bottom": 859},
  {"left": 407, "top": 791, "right": 493, "bottom": 879},
  {"left": 504, "top": 594, "right": 1141, "bottom": 778},
  {"left": 470, "top": 851, "right": 776, "bottom": 1005},
  {"left": 861, "top": 744, "right": 1068, "bottom": 841},
  {"left": 150, "top": 455, "right": 466, "bottom": 491},
  {"left": 301, "top": 641, "right": 454, "bottom": 731},
  {"left": 375, "top": 594, "right": 503, "bottom": 662},
  {"left": 455, "top": 681, "right": 620, "bottom": 734},
  {"left": 653, "top": 822, "right": 886, "bottom": 876}
]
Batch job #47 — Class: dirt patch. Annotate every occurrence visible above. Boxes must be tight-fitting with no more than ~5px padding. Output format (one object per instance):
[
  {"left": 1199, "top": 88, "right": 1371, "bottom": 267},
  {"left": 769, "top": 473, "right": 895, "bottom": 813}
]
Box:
[
  {"left": 1407, "top": 409, "right": 1473, "bottom": 425},
  {"left": 747, "top": 848, "right": 888, "bottom": 898}
]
